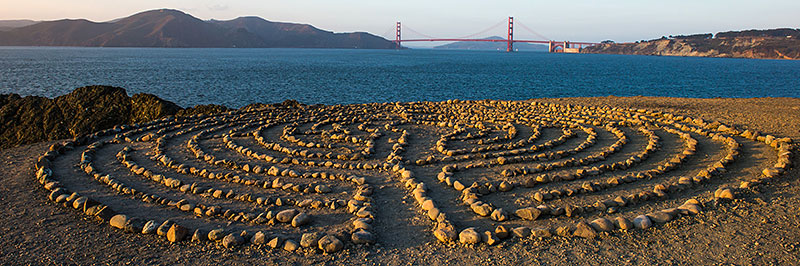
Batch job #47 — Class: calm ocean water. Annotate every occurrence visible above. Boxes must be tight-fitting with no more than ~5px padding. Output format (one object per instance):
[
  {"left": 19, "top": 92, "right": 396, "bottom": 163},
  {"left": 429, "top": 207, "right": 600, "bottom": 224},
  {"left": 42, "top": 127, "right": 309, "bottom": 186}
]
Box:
[{"left": 0, "top": 47, "right": 798, "bottom": 108}]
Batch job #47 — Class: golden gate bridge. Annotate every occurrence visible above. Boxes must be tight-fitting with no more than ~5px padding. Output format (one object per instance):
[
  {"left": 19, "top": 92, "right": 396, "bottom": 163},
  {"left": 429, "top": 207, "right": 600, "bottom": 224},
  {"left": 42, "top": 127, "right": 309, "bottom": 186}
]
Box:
[{"left": 387, "top": 17, "right": 598, "bottom": 52}]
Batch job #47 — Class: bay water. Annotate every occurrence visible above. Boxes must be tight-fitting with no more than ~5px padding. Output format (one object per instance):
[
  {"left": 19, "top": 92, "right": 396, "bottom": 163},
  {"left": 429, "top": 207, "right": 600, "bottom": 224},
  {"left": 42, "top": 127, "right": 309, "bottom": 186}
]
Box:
[{"left": 1, "top": 47, "right": 798, "bottom": 108}]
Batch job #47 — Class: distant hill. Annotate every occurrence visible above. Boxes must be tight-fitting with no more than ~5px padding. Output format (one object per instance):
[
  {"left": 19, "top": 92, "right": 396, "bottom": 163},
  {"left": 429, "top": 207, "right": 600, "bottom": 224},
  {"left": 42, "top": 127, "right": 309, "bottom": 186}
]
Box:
[
  {"left": 0, "top": 9, "right": 395, "bottom": 49},
  {"left": 434, "top": 36, "right": 548, "bottom": 51},
  {"left": 583, "top": 28, "right": 800, "bottom": 60},
  {"left": 0, "top": 20, "right": 38, "bottom": 31}
]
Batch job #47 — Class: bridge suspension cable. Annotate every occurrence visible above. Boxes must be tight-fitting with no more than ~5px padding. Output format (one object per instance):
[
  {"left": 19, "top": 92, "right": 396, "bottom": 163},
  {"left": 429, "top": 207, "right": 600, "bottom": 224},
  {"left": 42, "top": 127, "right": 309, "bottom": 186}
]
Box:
[
  {"left": 381, "top": 26, "right": 396, "bottom": 40},
  {"left": 454, "top": 19, "right": 507, "bottom": 39},
  {"left": 516, "top": 22, "right": 551, "bottom": 41},
  {"left": 402, "top": 25, "right": 437, "bottom": 39}
]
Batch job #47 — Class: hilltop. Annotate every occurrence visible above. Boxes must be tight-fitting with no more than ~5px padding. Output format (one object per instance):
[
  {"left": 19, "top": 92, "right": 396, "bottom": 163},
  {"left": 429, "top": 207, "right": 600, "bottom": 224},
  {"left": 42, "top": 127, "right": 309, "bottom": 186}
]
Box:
[
  {"left": 0, "top": 9, "right": 395, "bottom": 49},
  {"left": 582, "top": 28, "right": 800, "bottom": 60}
]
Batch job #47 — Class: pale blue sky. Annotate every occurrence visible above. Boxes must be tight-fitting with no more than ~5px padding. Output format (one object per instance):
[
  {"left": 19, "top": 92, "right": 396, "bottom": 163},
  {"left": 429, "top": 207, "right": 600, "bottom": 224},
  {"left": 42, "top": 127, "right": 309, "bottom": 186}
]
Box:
[{"left": 1, "top": 0, "right": 798, "bottom": 43}]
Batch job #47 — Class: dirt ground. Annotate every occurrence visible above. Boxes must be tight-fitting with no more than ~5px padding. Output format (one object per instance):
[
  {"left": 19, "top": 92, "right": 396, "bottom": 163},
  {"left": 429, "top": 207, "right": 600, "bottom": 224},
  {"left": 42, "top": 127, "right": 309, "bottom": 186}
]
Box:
[{"left": 1, "top": 96, "right": 798, "bottom": 266}]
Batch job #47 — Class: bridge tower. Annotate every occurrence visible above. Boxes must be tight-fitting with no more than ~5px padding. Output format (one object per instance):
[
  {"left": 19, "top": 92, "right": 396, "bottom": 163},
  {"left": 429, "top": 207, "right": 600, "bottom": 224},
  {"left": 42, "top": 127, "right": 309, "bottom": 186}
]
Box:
[
  {"left": 395, "top": 22, "right": 402, "bottom": 49},
  {"left": 507, "top": 17, "right": 514, "bottom": 52}
]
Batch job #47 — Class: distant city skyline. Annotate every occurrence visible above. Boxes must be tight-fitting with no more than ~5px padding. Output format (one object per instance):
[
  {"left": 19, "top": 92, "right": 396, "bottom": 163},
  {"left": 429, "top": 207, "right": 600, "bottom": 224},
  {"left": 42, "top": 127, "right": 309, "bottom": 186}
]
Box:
[{"left": 1, "top": 0, "right": 798, "bottom": 46}]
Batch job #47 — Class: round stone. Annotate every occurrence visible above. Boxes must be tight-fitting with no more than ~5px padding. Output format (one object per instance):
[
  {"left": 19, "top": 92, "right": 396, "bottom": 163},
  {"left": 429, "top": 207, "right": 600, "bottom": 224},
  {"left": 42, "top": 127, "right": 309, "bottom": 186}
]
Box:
[
  {"left": 495, "top": 225, "right": 510, "bottom": 239},
  {"left": 351, "top": 229, "right": 376, "bottom": 244},
  {"left": 715, "top": 188, "right": 735, "bottom": 200},
  {"left": 434, "top": 223, "right": 457, "bottom": 243},
  {"left": 222, "top": 233, "right": 245, "bottom": 248},
  {"left": 276, "top": 209, "right": 299, "bottom": 223},
  {"left": 109, "top": 214, "right": 129, "bottom": 230},
  {"left": 458, "top": 227, "right": 481, "bottom": 244},
  {"left": 633, "top": 215, "right": 653, "bottom": 229},
  {"left": 167, "top": 224, "right": 189, "bottom": 243},
  {"left": 300, "top": 232, "right": 323, "bottom": 248},
  {"left": 615, "top": 217, "right": 634, "bottom": 230},
  {"left": 206, "top": 229, "right": 227, "bottom": 242},
  {"left": 141, "top": 220, "right": 158, "bottom": 234},
  {"left": 318, "top": 235, "right": 344, "bottom": 253},
  {"left": 589, "top": 218, "right": 615, "bottom": 232},
  {"left": 291, "top": 213, "right": 311, "bottom": 227},
  {"left": 512, "top": 226, "right": 531, "bottom": 238},
  {"left": 283, "top": 239, "right": 299, "bottom": 252}
]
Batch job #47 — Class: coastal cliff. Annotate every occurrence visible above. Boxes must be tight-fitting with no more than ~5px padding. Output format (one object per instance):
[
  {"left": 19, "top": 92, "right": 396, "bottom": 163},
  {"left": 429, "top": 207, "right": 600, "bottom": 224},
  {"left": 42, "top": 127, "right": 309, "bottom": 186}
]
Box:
[
  {"left": 0, "top": 86, "right": 229, "bottom": 149},
  {"left": 583, "top": 28, "right": 800, "bottom": 60}
]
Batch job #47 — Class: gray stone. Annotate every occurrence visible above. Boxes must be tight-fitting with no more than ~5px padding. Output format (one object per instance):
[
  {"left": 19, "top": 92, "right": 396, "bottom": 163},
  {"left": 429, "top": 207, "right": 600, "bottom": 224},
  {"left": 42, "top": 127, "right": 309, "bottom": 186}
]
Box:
[
  {"left": 633, "top": 215, "right": 653, "bottom": 229},
  {"left": 353, "top": 219, "right": 372, "bottom": 231},
  {"left": 615, "top": 217, "right": 633, "bottom": 230},
  {"left": 589, "top": 218, "right": 615, "bottom": 232},
  {"left": 208, "top": 228, "right": 226, "bottom": 241},
  {"left": 123, "top": 218, "right": 143, "bottom": 233},
  {"left": 276, "top": 209, "right": 299, "bottom": 223},
  {"left": 351, "top": 229, "right": 376, "bottom": 244},
  {"left": 318, "top": 235, "right": 344, "bottom": 253},
  {"left": 192, "top": 229, "right": 208, "bottom": 242},
  {"left": 495, "top": 225, "right": 510, "bottom": 239},
  {"left": 300, "top": 232, "right": 323, "bottom": 248},
  {"left": 222, "top": 233, "right": 245, "bottom": 248},
  {"left": 678, "top": 204, "right": 702, "bottom": 215},
  {"left": 512, "top": 227, "right": 531, "bottom": 238},
  {"left": 141, "top": 220, "right": 158, "bottom": 234},
  {"left": 156, "top": 220, "right": 174, "bottom": 236},
  {"left": 648, "top": 211, "right": 673, "bottom": 223},
  {"left": 480, "top": 231, "right": 497, "bottom": 246},
  {"left": 291, "top": 213, "right": 311, "bottom": 227}
]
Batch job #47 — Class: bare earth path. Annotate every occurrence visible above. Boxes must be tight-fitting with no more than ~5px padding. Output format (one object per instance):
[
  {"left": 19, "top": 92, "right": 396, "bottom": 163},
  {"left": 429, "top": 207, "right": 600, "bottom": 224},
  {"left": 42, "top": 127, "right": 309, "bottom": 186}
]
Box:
[{"left": 1, "top": 96, "right": 799, "bottom": 266}]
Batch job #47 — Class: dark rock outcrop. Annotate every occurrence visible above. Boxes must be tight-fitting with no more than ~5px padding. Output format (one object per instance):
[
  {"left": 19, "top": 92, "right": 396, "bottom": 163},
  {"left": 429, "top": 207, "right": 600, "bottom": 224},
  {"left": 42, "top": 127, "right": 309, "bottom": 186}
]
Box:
[{"left": 0, "top": 85, "right": 226, "bottom": 149}]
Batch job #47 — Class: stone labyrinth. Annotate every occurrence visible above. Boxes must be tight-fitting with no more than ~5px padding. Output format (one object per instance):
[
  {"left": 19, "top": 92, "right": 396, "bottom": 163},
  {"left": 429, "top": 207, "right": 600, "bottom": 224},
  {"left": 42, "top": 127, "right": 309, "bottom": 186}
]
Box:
[{"left": 34, "top": 100, "right": 794, "bottom": 253}]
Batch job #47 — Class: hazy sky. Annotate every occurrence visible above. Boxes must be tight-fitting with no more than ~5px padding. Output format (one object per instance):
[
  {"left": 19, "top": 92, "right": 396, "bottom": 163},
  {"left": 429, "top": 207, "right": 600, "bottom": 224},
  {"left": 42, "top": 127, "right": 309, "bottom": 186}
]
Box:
[{"left": 1, "top": 0, "right": 798, "bottom": 43}]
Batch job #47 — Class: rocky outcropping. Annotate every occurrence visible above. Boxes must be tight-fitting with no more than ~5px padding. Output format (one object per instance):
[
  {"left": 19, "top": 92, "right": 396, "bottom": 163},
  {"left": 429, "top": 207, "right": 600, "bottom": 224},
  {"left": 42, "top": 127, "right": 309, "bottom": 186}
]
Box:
[
  {"left": 583, "top": 30, "right": 800, "bottom": 60},
  {"left": 0, "top": 85, "right": 228, "bottom": 149}
]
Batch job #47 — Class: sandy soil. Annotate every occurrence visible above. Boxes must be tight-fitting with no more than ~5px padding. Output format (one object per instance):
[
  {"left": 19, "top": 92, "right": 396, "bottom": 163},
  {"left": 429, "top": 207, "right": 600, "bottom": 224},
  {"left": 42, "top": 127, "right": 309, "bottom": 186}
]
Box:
[{"left": 1, "top": 96, "right": 798, "bottom": 266}]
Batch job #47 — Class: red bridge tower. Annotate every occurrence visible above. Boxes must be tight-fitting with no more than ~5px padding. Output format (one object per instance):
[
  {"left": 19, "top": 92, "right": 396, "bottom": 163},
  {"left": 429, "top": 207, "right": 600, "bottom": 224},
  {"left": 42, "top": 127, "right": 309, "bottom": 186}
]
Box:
[{"left": 507, "top": 17, "right": 514, "bottom": 52}]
